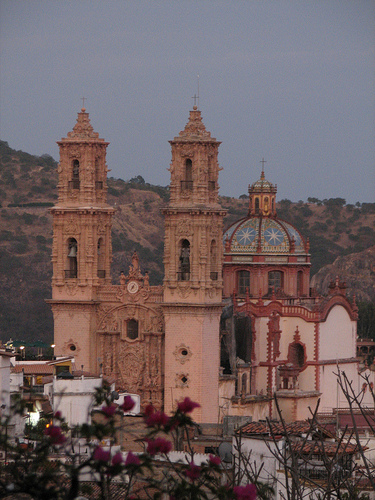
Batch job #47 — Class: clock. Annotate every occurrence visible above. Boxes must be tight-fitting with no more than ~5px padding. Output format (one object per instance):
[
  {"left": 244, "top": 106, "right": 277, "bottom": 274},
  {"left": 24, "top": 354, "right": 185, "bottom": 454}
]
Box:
[{"left": 127, "top": 281, "right": 139, "bottom": 294}]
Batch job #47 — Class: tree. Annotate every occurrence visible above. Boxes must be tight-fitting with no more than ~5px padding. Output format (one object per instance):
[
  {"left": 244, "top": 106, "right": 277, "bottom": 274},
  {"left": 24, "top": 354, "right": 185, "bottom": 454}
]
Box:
[{"left": 0, "top": 388, "right": 261, "bottom": 499}]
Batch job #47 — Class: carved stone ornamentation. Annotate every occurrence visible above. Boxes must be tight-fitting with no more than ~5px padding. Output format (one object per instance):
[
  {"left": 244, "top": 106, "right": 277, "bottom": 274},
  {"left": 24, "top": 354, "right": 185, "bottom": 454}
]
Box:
[
  {"left": 173, "top": 344, "right": 192, "bottom": 365},
  {"left": 176, "top": 220, "right": 193, "bottom": 237}
]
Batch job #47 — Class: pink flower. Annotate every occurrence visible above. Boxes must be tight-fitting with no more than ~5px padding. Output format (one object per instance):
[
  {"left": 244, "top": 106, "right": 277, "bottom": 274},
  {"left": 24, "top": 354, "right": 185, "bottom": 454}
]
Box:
[
  {"left": 93, "top": 446, "right": 111, "bottom": 462},
  {"left": 121, "top": 395, "right": 135, "bottom": 412},
  {"left": 44, "top": 425, "right": 66, "bottom": 445},
  {"left": 102, "top": 403, "right": 117, "bottom": 418},
  {"left": 233, "top": 484, "right": 257, "bottom": 500},
  {"left": 146, "top": 437, "right": 172, "bottom": 456},
  {"left": 184, "top": 461, "right": 201, "bottom": 481},
  {"left": 125, "top": 451, "right": 141, "bottom": 466},
  {"left": 111, "top": 452, "right": 123, "bottom": 466},
  {"left": 145, "top": 411, "right": 170, "bottom": 428},
  {"left": 143, "top": 404, "right": 169, "bottom": 427},
  {"left": 177, "top": 397, "right": 200, "bottom": 414},
  {"left": 209, "top": 454, "right": 221, "bottom": 466}
]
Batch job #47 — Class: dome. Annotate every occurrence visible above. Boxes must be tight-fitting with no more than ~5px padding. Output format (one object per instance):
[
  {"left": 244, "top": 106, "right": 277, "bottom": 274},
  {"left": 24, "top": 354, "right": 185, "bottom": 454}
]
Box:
[
  {"left": 224, "top": 216, "right": 306, "bottom": 255},
  {"left": 250, "top": 176, "right": 275, "bottom": 192}
]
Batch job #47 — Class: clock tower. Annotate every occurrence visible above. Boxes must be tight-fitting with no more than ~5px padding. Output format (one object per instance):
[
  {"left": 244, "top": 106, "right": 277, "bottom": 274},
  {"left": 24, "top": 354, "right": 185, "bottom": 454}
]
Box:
[
  {"left": 162, "top": 106, "right": 226, "bottom": 423},
  {"left": 49, "top": 107, "right": 114, "bottom": 372}
]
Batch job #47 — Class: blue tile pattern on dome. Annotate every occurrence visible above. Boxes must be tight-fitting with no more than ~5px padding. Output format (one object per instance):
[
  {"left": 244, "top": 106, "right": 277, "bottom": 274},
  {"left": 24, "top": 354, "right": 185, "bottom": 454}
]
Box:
[
  {"left": 223, "top": 223, "right": 238, "bottom": 245},
  {"left": 283, "top": 222, "right": 304, "bottom": 253},
  {"left": 236, "top": 226, "right": 257, "bottom": 246},
  {"left": 264, "top": 227, "right": 284, "bottom": 246},
  {"left": 261, "top": 219, "right": 289, "bottom": 253},
  {"left": 228, "top": 219, "right": 259, "bottom": 253}
]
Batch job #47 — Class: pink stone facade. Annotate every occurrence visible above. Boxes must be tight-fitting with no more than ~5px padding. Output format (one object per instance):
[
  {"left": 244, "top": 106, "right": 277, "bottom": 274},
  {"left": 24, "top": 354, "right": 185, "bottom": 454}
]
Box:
[{"left": 51, "top": 106, "right": 360, "bottom": 425}]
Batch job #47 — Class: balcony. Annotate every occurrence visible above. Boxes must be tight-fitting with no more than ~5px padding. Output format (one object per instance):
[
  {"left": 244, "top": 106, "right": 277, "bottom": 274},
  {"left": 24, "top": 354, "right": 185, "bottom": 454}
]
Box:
[
  {"left": 177, "top": 272, "right": 190, "bottom": 281},
  {"left": 208, "top": 181, "right": 215, "bottom": 191},
  {"left": 97, "top": 270, "right": 106, "bottom": 278},
  {"left": 65, "top": 269, "right": 77, "bottom": 279},
  {"left": 210, "top": 272, "right": 218, "bottom": 281},
  {"left": 68, "top": 180, "right": 80, "bottom": 190},
  {"left": 95, "top": 181, "right": 103, "bottom": 190},
  {"left": 180, "top": 181, "right": 193, "bottom": 191}
]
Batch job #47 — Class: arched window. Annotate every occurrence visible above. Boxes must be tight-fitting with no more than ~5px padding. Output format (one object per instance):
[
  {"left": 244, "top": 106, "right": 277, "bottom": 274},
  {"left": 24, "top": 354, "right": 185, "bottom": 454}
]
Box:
[
  {"left": 97, "top": 238, "right": 105, "bottom": 278},
  {"left": 127, "top": 319, "right": 139, "bottom": 340},
  {"left": 178, "top": 239, "right": 190, "bottom": 281},
  {"left": 95, "top": 157, "right": 103, "bottom": 190},
  {"left": 241, "top": 373, "right": 247, "bottom": 395},
  {"left": 268, "top": 271, "right": 283, "bottom": 295},
  {"left": 297, "top": 271, "right": 303, "bottom": 296},
  {"left": 208, "top": 157, "right": 215, "bottom": 191},
  {"left": 71, "top": 160, "right": 80, "bottom": 189},
  {"left": 181, "top": 159, "right": 193, "bottom": 191},
  {"left": 238, "top": 270, "right": 250, "bottom": 296},
  {"left": 289, "top": 342, "right": 305, "bottom": 369},
  {"left": 66, "top": 238, "right": 77, "bottom": 278},
  {"left": 255, "top": 197, "right": 260, "bottom": 214},
  {"left": 210, "top": 240, "right": 218, "bottom": 280}
]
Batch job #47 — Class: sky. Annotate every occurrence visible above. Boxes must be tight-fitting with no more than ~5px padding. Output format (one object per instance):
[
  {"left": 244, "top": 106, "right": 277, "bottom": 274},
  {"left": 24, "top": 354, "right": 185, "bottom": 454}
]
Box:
[{"left": 1, "top": 1, "right": 374, "bottom": 203}]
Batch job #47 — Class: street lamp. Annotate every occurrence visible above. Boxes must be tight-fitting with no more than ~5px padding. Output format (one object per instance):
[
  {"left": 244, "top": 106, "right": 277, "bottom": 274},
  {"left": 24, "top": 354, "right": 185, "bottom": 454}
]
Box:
[{"left": 19, "top": 345, "right": 25, "bottom": 360}]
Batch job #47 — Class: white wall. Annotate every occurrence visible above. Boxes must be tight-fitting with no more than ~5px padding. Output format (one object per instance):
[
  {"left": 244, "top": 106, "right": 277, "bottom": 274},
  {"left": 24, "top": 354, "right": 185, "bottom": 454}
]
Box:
[{"left": 45, "top": 376, "right": 103, "bottom": 427}]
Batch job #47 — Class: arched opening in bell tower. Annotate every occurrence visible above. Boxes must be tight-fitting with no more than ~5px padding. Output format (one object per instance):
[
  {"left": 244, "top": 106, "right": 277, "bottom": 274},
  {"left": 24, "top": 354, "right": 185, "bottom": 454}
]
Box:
[
  {"left": 97, "top": 238, "right": 105, "bottom": 278},
  {"left": 210, "top": 240, "right": 218, "bottom": 280},
  {"left": 181, "top": 159, "right": 193, "bottom": 191},
  {"left": 71, "top": 160, "right": 80, "bottom": 189},
  {"left": 66, "top": 238, "right": 78, "bottom": 279},
  {"left": 178, "top": 239, "right": 190, "bottom": 281}
]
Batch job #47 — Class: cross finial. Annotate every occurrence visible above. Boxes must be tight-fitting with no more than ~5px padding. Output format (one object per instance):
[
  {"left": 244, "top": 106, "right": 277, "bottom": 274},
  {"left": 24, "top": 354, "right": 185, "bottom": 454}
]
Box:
[
  {"left": 260, "top": 157, "right": 266, "bottom": 173},
  {"left": 81, "top": 97, "right": 87, "bottom": 110},
  {"left": 191, "top": 74, "right": 200, "bottom": 109}
]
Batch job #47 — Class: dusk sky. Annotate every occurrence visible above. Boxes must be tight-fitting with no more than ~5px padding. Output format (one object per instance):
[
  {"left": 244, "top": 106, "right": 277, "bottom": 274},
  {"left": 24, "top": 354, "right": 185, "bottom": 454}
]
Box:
[{"left": 1, "top": 1, "right": 374, "bottom": 203}]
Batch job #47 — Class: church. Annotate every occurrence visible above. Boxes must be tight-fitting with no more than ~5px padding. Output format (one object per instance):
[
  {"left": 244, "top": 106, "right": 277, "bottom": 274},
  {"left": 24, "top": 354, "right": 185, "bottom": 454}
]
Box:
[{"left": 49, "top": 105, "right": 363, "bottom": 424}]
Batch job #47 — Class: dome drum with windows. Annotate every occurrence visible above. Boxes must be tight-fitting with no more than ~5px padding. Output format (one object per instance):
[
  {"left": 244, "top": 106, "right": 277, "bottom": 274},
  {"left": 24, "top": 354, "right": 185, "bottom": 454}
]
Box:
[{"left": 223, "top": 170, "right": 310, "bottom": 299}]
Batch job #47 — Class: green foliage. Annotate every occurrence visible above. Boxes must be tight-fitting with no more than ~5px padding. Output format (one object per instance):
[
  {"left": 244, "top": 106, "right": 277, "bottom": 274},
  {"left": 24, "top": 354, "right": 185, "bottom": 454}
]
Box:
[
  {"left": 357, "top": 301, "right": 375, "bottom": 340},
  {"left": 0, "top": 387, "right": 264, "bottom": 499}
]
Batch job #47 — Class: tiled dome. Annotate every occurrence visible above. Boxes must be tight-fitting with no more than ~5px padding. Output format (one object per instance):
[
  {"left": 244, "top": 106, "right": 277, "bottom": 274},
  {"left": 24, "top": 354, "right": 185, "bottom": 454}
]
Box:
[{"left": 224, "top": 216, "right": 305, "bottom": 255}]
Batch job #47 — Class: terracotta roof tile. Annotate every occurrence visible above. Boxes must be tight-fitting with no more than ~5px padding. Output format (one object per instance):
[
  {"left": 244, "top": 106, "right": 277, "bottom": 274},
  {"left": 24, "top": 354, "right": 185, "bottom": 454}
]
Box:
[{"left": 11, "top": 364, "right": 54, "bottom": 375}]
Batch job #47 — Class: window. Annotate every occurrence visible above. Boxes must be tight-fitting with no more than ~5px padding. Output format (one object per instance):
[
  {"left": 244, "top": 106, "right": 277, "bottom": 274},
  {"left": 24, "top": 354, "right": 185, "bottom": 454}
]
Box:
[
  {"left": 238, "top": 270, "right": 250, "bottom": 295},
  {"left": 241, "top": 373, "right": 247, "bottom": 395},
  {"left": 289, "top": 343, "right": 305, "bottom": 369},
  {"left": 70, "top": 160, "right": 80, "bottom": 189},
  {"left": 210, "top": 240, "right": 218, "bottom": 280},
  {"left": 127, "top": 319, "right": 139, "bottom": 340},
  {"left": 255, "top": 197, "right": 260, "bottom": 214},
  {"left": 178, "top": 239, "right": 190, "bottom": 281},
  {"left": 97, "top": 238, "right": 105, "bottom": 278},
  {"left": 65, "top": 238, "right": 77, "bottom": 278},
  {"left": 268, "top": 271, "right": 283, "bottom": 294},
  {"left": 208, "top": 157, "right": 215, "bottom": 191},
  {"left": 297, "top": 271, "right": 303, "bottom": 296},
  {"left": 181, "top": 159, "right": 193, "bottom": 191},
  {"left": 95, "top": 157, "right": 103, "bottom": 189}
]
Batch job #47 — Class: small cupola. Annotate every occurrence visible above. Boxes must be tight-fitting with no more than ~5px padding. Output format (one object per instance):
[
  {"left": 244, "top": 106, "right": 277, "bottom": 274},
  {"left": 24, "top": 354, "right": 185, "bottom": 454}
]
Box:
[{"left": 248, "top": 162, "right": 277, "bottom": 217}]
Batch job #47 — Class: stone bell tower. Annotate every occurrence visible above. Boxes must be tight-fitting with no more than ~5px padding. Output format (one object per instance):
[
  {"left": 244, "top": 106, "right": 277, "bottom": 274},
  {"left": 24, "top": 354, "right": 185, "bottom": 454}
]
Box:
[
  {"left": 49, "top": 107, "right": 114, "bottom": 372},
  {"left": 163, "top": 106, "right": 226, "bottom": 423}
]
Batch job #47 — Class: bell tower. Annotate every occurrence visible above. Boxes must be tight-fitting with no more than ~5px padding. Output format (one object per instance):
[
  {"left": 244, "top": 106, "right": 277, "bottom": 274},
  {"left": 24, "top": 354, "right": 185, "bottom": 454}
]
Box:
[
  {"left": 163, "top": 106, "right": 226, "bottom": 423},
  {"left": 49, "top": 107, "right": 114, "bottom": 371}
]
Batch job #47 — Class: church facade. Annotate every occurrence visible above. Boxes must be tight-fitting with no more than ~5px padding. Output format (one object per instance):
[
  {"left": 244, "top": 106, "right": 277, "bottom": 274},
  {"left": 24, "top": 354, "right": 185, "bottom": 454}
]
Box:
[{"left": 50, "top": 106, "right": 364, "bottom": 424}]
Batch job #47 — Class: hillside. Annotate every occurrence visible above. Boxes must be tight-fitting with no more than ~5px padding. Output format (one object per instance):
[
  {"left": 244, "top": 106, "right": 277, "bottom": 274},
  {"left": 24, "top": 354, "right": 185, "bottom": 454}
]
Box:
[{"left": 0, "top": 140, "right": 374, "bottom": 344}]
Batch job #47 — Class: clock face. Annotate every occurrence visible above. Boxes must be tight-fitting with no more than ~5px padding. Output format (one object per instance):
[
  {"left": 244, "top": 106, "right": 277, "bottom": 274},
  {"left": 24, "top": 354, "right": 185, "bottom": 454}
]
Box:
[{"left": 127, "top": 281, "right": 139, "bottom": 294}]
